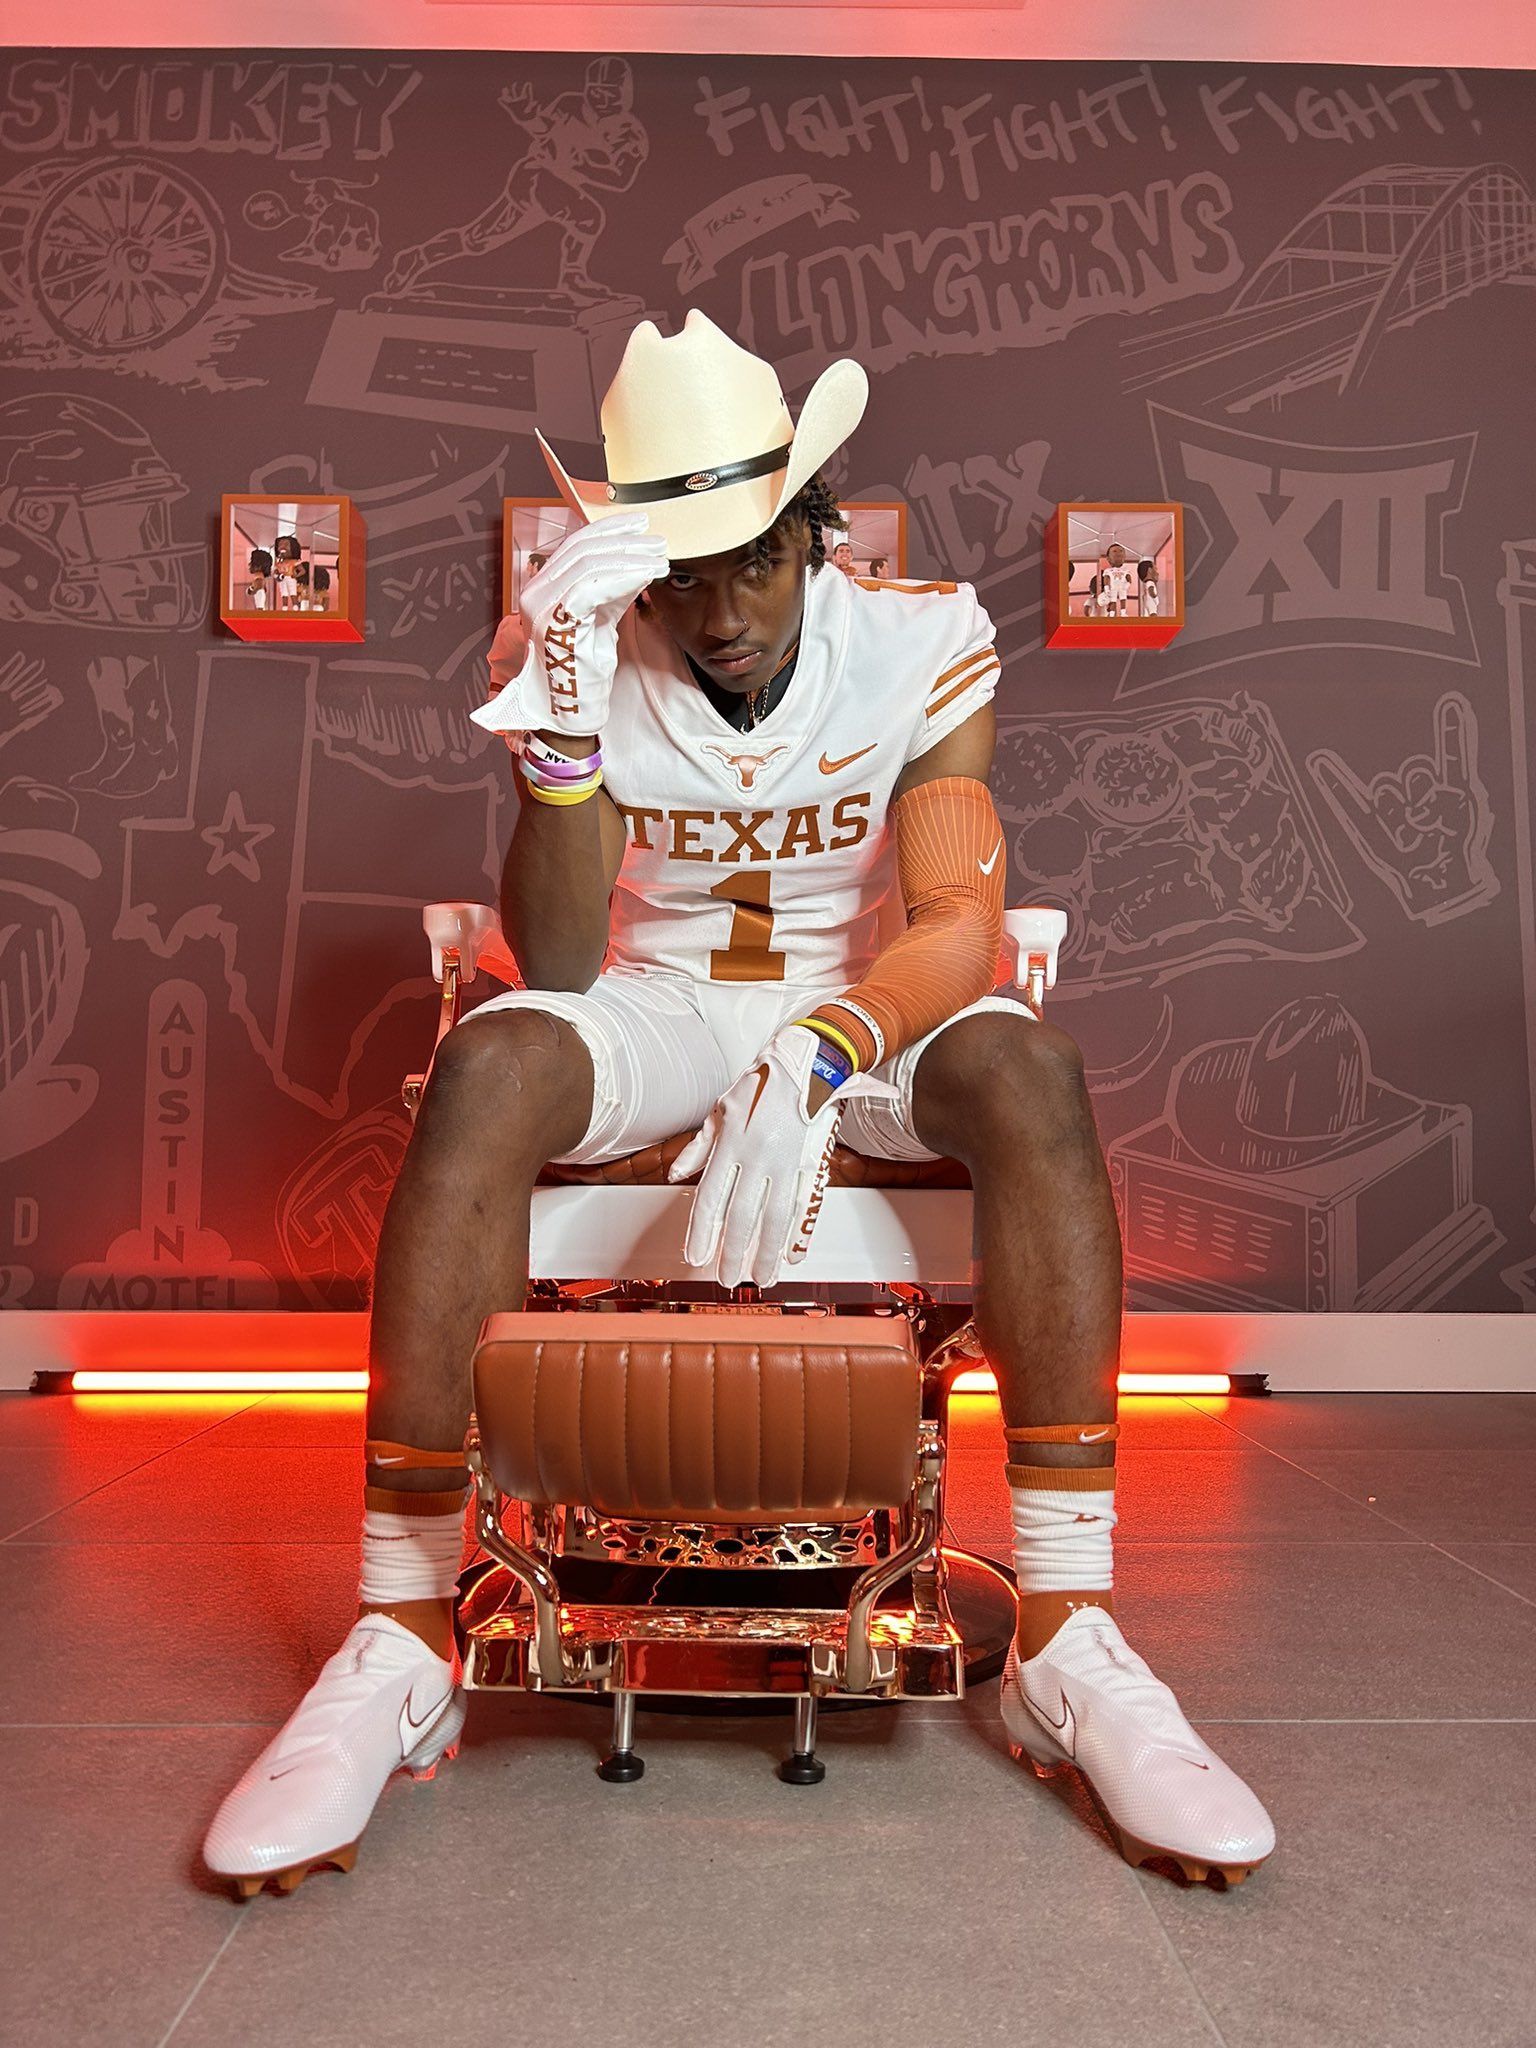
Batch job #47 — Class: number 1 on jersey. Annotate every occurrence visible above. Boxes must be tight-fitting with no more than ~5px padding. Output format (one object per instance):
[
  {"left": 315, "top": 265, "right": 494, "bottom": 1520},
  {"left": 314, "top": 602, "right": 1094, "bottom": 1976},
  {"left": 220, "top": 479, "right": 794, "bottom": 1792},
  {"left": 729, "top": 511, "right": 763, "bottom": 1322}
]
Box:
[{"left": 709, "top": 871, "right": 786, "bottom": 982}]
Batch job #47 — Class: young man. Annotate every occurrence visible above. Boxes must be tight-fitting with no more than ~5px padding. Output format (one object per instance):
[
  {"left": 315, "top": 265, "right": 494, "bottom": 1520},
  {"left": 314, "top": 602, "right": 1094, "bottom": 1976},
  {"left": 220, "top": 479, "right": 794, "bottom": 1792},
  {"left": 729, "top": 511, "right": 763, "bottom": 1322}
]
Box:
[
  {"left": 203, "top": 311, "right": 1273, "bottom": 1896},
  {"left": 1100, "top": 542, "right": 1135, "bottom": 619}
]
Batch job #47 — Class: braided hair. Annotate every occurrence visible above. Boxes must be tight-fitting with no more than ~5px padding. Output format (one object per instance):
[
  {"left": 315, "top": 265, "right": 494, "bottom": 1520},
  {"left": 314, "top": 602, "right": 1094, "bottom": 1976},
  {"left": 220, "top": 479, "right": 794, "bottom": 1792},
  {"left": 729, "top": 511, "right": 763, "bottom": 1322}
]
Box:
[{"left": 750, "top": 471, "right": 845, "bottom": 575}]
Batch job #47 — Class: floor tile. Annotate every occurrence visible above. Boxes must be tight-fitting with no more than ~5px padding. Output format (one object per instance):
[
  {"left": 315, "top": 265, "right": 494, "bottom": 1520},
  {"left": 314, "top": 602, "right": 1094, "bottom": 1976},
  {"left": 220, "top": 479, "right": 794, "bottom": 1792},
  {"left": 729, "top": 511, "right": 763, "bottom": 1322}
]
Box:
[
  {"left": 1276, "top": 1450, "right": 1536, "bottom": 1542},
  {"left": 171, "top": 1709, "right": 1225, "bottom": 2048},
  {"left": 0, "top": 1727, "right": 257, "bottom": 2048},
  {"left": 0, "top": 1541, "right": 358, "bottom": 1727},
  {"left": 951, "top": 1391, "right": 1271, "bottom": 1451},
  {"left": 0, "top": 1392, "right": 254, "bottom": 1448},
  {"left": 942, "top": 1441, "right": 1398, "bottom": 1561},
  {"left": 1191, "top": 1393, "right": 1536, "bottom": 1453},
  {"left": 1435, "top": 1542, "right": 1536, "bottom": 1605},
  {"left": 0, "top": 1443, "right": 207, "bottom": 1543},
  {"left": 1112, "top": 1542, "right": 1536, "bottom": 1722},
  {"left": 1139, "top": 1723, "right": 1536, "bottom": 2048},
  {"left": 196, "top": 1397, "right": 367, "bottom": 1451},
  {"left": 23, "top": 1446, "right": 359, "bottom": 1545}
]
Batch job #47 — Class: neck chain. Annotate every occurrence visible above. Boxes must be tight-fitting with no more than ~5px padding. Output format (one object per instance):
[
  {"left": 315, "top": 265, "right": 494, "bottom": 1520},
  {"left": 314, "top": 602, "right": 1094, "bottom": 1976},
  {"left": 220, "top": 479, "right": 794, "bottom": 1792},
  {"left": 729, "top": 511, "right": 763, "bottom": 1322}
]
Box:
[{"left": 743, "top": 639, "right": 799, "bottom": 730}]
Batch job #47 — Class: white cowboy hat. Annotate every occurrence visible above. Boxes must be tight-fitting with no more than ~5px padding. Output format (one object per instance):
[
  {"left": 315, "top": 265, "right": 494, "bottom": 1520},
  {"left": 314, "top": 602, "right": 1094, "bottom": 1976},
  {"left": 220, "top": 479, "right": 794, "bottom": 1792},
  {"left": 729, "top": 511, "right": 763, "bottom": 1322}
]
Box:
[{"left": 537, "top": 308, "right": 868, "bottom": 561}]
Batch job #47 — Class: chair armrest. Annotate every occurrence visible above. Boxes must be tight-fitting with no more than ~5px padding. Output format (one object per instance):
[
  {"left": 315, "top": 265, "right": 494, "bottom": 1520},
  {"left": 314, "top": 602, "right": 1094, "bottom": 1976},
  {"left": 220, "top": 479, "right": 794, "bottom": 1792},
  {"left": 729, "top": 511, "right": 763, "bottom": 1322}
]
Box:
[
  {"left": 1000, "top": 907, "right": 1069, "bottom": 1015},
  {"left": 422, "top": 902, "right": 519, "bottom": 987}
]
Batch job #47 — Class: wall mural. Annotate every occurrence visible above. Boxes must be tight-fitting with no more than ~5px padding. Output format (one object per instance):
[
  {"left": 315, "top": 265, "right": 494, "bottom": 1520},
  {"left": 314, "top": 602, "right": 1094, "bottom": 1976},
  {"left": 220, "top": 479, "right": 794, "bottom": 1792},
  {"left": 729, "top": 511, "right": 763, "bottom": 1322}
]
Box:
[{"left": 1, "top": 52, "right": 1532, "bottom": 1315}]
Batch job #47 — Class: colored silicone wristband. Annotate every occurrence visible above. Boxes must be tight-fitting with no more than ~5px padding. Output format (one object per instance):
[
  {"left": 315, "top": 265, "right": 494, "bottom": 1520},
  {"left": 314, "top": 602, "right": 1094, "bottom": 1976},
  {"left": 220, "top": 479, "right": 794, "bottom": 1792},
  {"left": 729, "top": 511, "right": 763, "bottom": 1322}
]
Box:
[
  {"left": 804, "top": 1015, "right": 861, "bottom": 1072},
  {"left": 519, "top": 757, "right": 602, "bottom": 794},
  {"left": 524, "top": 734, "right": 602, "bottom": 774},
  {"left": 793, "top": 1018, "right": 856, "bottom": 1083},
  {"left": 523, "top": 779, "right": 603, "bottom": 806},
  {"left": 521, "top": 755, "right": 602, "bottom": 786},
  {"left": 810, "top": 1046, "right": 853, "bottom": 1092}
]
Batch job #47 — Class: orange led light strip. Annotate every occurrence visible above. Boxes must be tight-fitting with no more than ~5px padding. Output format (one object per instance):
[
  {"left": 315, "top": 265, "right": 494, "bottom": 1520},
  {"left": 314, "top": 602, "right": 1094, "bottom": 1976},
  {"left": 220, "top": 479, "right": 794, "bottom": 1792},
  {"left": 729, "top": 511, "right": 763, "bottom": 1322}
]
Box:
[
  {"left": 71, "top": 1370, "right": 369, "bottom": 1393},
  {"left": 952, "top": 1369, "right": 1231, "bottom": 1397},
  {"left": 66, "top": 1368, "right": 1229, "bottom": 1397}
]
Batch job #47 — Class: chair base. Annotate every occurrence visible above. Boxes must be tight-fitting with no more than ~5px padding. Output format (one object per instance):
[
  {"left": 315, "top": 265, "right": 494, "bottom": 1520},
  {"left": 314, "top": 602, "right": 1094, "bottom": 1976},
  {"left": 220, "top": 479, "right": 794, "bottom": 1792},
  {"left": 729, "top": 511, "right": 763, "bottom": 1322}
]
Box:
[{"left": 456, "top": 1547, "right": 1015, "bottom": 1712}]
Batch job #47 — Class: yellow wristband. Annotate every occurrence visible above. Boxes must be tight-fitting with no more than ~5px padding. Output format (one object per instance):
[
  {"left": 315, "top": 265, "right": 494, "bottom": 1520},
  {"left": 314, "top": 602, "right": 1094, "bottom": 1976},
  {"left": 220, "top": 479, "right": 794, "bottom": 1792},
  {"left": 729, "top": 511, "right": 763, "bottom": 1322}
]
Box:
[
  {"left": 523, "top": 778, "right": 602, "bottom": 806},
  {"left": 796, "top": 1015, "right": 862, "bottom": 1071}
]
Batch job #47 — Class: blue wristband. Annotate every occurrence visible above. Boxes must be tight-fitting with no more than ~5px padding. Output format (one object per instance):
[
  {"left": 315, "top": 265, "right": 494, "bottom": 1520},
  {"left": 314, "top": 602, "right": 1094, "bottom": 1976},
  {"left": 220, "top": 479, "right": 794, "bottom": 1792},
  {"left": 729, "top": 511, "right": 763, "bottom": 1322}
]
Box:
[{"left": 810, "top": 1039, "right": 854, "bottom": 1092}]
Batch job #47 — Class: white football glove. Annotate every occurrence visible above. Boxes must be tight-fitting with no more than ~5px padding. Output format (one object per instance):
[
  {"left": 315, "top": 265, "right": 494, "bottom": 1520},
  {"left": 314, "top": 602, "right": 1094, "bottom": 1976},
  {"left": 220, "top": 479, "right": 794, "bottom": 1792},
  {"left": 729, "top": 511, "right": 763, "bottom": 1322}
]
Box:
[
  {"left": 669, "top": 1024, "right": 900, "bottom": 1290},
  {"left": 470, "top": 511, "right": 669, "bottom": 739}
]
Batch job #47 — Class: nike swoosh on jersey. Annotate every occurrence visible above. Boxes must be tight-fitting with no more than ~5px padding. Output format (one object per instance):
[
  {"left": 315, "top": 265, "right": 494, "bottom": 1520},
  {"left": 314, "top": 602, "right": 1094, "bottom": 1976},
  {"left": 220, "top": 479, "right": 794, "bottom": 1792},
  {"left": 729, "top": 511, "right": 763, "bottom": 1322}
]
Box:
[
  {"left": 978, "top": 841, "right": 1003, "bottom": 876},
  {"left": 819, "top": 744, "right": 877, "bottom": 775}
]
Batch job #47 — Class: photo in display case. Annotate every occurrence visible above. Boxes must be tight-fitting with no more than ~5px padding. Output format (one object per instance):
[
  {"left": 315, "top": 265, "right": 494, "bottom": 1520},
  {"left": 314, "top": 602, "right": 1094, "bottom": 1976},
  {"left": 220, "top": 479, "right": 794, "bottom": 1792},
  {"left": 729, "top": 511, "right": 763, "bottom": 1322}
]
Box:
[
  {"left": 821, "top": 500, "right": 909, "bottom": 581},
  {"left": 1043, "top": 503, "right": 1183, "bottom": 649},
  {"left": 219, "top": 494, "right": 366, "bottom": 642}
]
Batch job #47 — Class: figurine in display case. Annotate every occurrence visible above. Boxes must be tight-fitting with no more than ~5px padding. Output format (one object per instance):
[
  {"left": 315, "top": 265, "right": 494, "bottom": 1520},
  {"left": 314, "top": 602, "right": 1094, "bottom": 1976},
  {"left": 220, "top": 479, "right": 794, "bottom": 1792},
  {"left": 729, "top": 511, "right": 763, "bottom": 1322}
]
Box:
[{"left": 1044, "top": 504, "right": 1184, "bottom": 649}]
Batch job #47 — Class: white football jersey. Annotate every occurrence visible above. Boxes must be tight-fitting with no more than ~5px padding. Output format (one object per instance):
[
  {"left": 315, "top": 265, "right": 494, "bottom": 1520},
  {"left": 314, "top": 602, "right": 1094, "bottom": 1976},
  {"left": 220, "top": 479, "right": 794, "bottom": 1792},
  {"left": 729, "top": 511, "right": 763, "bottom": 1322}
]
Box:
[{"left": 599, "top": 567, "right": 998, "bottom": 986}]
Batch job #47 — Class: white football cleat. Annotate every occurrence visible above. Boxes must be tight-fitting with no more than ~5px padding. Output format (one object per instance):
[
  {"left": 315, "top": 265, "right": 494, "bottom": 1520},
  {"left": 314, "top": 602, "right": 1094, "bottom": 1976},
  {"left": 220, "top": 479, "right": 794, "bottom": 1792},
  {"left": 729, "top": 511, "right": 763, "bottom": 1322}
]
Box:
[
  {"left": 204, "top": 1615, "right": 465, "bottom": 1898},
  {"left": 1001, "top": 1607, "right": 1275, "bottom": 1887}
]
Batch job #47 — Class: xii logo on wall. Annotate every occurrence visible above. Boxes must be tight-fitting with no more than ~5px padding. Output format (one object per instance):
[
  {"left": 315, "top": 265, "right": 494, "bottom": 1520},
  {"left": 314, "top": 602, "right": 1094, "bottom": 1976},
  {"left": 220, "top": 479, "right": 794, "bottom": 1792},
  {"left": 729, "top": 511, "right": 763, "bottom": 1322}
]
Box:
[{"left": 1142, "top": 408, "right": 1477, "bottom": 686}]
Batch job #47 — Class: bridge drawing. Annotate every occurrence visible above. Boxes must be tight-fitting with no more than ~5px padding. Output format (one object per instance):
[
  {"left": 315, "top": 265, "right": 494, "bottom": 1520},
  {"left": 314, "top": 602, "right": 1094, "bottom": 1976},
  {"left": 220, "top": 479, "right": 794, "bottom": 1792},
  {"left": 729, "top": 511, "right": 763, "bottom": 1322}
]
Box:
[{"left": 1121, "top": 163, "right": 1536, "bottom": 414}]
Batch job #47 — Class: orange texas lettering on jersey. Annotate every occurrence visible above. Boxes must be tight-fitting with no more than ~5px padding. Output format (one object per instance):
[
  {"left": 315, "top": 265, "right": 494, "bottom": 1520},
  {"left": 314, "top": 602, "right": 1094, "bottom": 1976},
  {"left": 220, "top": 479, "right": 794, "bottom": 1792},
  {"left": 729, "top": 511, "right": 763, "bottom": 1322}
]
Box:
[{"left": 615, "top": 792, "right": 873, "bottom": 863}]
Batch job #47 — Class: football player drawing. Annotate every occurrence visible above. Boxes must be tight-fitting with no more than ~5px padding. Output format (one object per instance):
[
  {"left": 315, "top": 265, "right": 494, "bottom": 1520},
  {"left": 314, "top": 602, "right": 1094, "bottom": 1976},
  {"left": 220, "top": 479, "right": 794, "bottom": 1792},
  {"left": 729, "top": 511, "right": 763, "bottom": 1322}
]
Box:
[{"left": 204, "top": 310, "right": 1274, "bottom": 1897}]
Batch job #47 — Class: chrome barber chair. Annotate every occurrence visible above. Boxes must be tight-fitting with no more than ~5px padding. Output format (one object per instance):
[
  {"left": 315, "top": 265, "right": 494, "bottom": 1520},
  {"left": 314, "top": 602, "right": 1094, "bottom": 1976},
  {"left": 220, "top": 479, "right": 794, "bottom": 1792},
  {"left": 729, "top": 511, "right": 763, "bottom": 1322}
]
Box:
[{"left": 405, "top": 901, "right": 1068, "bottom": 1784}]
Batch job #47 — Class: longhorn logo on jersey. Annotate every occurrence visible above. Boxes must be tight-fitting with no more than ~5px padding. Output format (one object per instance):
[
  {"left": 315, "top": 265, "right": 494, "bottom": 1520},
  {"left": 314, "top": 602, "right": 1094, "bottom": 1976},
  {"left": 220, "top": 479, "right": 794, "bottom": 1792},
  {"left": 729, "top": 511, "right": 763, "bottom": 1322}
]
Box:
[{"left": 700, "top": 741, "right": 791, "bottom": 793}]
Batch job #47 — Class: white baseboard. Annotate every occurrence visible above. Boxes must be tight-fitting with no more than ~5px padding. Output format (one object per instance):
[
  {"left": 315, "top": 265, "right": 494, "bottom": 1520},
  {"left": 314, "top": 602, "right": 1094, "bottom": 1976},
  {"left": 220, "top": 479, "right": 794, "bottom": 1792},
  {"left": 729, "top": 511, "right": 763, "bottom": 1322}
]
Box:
[{"left": 0, "top": 1309, "right": 1532, "bottom": 1395}]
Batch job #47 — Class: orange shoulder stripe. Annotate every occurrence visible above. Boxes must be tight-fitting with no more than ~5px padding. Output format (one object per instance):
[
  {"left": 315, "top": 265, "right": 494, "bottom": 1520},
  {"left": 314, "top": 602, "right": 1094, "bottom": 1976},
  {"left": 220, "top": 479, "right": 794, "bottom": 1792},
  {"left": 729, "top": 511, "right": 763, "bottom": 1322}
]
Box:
[{"left": 929, "top": 654, "right": 1000, "bottom": 717}]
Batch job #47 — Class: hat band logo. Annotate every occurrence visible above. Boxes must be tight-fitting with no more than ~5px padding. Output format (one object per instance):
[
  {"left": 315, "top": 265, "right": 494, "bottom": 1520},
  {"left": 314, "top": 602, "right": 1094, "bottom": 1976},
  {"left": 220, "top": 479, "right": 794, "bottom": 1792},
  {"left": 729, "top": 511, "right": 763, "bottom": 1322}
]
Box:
[{"left": 685, "top": 472, "right": 718, "bottom": 492}]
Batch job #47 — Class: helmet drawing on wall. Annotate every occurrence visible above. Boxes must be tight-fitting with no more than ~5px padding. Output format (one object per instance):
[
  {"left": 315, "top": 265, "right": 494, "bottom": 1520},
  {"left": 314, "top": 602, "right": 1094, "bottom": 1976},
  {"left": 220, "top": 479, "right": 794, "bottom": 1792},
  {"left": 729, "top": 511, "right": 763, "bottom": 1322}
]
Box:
[
  {"left": 585, "top": 57, "right": 633, "bottom": 112},
  {"left": 0, "top": 393, "right": 208, "bottom": 630},
  {"left": 0, "top": 778, "right": 100, "bottom": 1165}
]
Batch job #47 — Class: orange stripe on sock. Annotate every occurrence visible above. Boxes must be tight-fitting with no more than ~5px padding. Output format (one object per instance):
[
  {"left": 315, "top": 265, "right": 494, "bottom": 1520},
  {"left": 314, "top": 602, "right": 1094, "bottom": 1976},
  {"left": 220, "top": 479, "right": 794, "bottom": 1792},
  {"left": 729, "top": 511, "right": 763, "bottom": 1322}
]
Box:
[
  {"left": 1006, "top": 1463, "right": 1117, "bottom": 1492},
  {"left": 364, "top": 1484, "right": 468, "bottom": 1517}
]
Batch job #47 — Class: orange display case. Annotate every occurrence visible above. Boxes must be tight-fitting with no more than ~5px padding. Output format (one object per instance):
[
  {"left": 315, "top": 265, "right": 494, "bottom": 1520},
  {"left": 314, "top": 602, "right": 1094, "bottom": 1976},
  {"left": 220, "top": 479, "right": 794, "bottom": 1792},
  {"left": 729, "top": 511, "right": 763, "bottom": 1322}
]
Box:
[
  {"left": 1043, "top": 502, "right": 1184, "bottom": 650},
  {"left": 220, "top": 493, "right": 367, "bottom": 643}
]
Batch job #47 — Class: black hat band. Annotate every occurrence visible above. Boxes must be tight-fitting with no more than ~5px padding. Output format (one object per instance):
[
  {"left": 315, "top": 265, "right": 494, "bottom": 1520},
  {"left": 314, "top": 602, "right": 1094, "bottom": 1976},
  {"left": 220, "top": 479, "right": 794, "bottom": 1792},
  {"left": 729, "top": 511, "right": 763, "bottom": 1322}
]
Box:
[{"left": 604, "top": 443, "right": 790, "bottom": 506}]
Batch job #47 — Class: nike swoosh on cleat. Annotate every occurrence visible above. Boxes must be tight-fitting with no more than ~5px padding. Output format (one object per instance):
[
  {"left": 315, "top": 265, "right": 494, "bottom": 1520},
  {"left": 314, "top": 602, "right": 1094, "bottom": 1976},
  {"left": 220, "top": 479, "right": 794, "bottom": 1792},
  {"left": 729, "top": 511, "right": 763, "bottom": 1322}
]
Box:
[
  {"left": 401, "top": 1687, "right": 452, "bottom": 1739},
  {"left": 1024, "top": 1688, "right": 1077, "bottom": 1760},
  {"left": 819, "top": 744, "right": 877, "bottom": 775},
  {"left": 978, "top": 841, "right": 1003, "bottom": 876}
]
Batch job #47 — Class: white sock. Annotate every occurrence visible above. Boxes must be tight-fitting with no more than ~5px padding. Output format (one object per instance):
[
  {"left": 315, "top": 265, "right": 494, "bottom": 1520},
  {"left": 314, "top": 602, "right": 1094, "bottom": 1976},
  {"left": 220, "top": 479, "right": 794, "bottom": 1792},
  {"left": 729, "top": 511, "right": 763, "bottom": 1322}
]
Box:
[
  {"left": 357, "top": 1496, "right": 468, "bottom": 1610},
  {"left": 1009, "top": 1476, "right": 1117, "bottom": 1599}
]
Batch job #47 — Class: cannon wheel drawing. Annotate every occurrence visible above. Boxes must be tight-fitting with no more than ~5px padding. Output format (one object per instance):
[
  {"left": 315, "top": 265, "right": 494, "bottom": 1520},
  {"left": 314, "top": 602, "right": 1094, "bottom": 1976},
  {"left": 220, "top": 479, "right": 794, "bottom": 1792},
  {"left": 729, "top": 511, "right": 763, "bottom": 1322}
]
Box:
[{"left": 18, "top": 158, "right": 227, "bottom": 356}]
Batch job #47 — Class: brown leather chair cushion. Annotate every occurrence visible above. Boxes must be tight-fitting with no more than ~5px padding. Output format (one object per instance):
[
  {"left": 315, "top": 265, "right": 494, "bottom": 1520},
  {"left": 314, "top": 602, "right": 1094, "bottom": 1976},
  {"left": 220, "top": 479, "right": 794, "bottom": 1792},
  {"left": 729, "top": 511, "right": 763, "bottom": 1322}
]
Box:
[
  {"left": 539, "top": 1130, "right": 969, "bottom": 1189},
  {"left": 473, "top": 1312, "right": 921, "bottom": 1521}
]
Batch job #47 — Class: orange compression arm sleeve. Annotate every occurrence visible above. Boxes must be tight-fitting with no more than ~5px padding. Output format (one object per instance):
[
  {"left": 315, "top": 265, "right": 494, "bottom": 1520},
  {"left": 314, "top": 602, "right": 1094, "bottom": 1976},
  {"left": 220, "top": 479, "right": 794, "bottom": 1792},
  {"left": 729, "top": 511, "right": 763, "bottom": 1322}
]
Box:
[{"left": 807, "top": 775, "right": 1005, "bottom": 1070}]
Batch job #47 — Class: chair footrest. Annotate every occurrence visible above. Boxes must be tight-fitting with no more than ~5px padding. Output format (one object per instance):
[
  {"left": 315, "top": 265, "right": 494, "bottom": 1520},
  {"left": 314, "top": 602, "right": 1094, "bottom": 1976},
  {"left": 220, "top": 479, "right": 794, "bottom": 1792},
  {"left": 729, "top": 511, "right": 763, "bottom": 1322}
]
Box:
[{"left": 461, "top": 1596, "right": 964, "bottom": 1700}]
